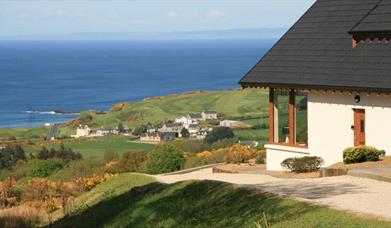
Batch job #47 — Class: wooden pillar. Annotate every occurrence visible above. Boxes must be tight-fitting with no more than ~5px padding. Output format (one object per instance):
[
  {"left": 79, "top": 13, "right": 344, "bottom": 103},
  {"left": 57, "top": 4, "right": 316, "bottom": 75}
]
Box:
[
  {"left": 269, "top": 88, "right": 274, "bottom": 143},
  {"left": 289, "top": 90, "right": 295, "bottom": 145}
]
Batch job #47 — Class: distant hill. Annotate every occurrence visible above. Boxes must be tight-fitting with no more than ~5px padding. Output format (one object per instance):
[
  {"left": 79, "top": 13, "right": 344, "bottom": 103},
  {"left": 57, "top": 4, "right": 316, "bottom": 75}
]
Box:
[{"left": 1, "top": 28, "right": 286, "bottom": 40}]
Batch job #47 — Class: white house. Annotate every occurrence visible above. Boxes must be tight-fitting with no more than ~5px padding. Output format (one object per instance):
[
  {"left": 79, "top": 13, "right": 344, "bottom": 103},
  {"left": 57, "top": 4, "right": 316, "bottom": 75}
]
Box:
[
  {"left": 239, "top": 0, "right": 391, "bottom": 170},
  {"left": 219, "top": 120, "right": 246, "bottom": 128},
  {"left": 71, "top": 125, "right": 91, "bottom": 138},
  {"left": 174, "top": 116, "right": 194, "bottom": 128},
  {"left": 188, "top": 124, "right": 201, "bottom": 136},
  {"left": 201, "top": 111, "right": 218, "bottom": 120}
]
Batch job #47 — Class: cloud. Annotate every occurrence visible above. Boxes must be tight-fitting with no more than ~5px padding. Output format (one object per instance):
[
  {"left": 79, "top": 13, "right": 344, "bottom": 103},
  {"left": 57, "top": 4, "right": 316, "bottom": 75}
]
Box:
[
  {"left": 207, "top": 10, "right": 225, "bottom": 18},
  {"left": 166, "top": 11, "right": 178, "bottom": 18}
]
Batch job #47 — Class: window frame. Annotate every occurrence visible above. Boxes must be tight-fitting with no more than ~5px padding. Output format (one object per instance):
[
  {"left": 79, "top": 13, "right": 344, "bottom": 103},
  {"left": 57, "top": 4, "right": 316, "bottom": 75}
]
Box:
[{"left": 269, "top": 88, "right": 308, "bottom": 148}]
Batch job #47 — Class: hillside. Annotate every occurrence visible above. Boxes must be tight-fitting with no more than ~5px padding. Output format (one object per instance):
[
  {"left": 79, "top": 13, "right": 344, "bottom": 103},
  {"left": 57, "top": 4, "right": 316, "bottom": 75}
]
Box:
[
  {"left": 52, "top": 175, "right": 390, "bottom": 227},
  {"left": 56, "top": 89, "right": 269, "bottom": 138},
  {"left": 0, "top": 89, "right": 268, "bottom": 141}
]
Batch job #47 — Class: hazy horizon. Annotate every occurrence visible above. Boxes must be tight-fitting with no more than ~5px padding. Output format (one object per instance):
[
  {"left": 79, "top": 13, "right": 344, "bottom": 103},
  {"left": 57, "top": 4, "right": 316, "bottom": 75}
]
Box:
[{"left": 0, "top": 0, "right": 316, "bottom": 40}]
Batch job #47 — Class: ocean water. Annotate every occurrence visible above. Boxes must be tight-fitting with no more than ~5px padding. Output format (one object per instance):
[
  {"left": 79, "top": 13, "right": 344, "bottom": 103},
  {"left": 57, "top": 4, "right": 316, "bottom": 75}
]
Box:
[{"left": 0, "top": 39, "right": 274, "bottom": 128}]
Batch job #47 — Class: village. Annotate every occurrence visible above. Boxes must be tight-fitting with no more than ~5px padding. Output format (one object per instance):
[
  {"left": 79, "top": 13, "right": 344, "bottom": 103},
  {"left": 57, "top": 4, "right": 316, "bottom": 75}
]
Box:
[{"left": 70, "top": 111, "right": 249, "bottom": 144}]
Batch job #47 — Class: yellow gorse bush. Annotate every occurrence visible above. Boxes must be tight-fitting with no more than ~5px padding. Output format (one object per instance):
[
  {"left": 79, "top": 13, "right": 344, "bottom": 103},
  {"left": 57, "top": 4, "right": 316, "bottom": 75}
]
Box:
[
  {"left": 196, "top": 151, "right": 213, "bottom": 158},
  {"left": 76, "top": 173, "right": 118, "bottom": 191}
]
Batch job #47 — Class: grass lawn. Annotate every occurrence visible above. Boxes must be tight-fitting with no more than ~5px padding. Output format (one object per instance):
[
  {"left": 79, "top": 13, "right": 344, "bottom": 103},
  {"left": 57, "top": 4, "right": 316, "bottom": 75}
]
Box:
[
  {"left": 234, "top": 128, "right": 269, "bottom": 141},
  {"left": 0, "top": 126, "right": 49, "bottom": 141},
  {"left": 52, "top": 178, "right": 391, "bottom": 228},
  {"left": 25, "top": 135, "right": 155, "bottom": 159}
]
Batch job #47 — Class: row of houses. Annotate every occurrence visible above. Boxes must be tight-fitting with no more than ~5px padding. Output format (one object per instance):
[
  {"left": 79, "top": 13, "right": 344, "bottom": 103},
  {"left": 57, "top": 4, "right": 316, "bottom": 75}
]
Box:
[
  {"left": 71, "top": 125, "right": 130, "bottom": 138},
  {"left": 140, "top": 111, "right": 218, "bottom": 143}
]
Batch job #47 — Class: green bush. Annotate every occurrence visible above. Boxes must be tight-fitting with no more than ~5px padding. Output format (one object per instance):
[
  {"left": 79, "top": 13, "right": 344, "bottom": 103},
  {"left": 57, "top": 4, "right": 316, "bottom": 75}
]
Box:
[
  {"left": 204, "top": 127, "right": 234, "bottom": 144},
  {"left": 146, "top": 144, "right": 185, "bottom": 174},
  {"left": 281, "top": 156, "right": 323, "bottom": 173},
  {"left": 117, "top": 151, "right": 149, "bottom": 173},
  {"left": 30, "top": 160, "right": 63, "bottom": 177},
  {"left": 343, "top": 146, "right": 385, "bottom": 164},
  {"left": 255, "top": 157, "right": 264, "bottom": 164}
]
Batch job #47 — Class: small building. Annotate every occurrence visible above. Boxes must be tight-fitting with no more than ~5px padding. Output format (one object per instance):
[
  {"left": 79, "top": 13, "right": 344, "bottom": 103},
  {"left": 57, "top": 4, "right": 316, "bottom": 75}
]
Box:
[
  {"left": 187, "top": 114, "right": 202, "bottom": 122},
  {"left": 219, "top": 120, "right": 245, "bottom": 128},
  {"left": 140, "top": 132, "right": 162, "bottom": 142},
  {"left": 159, "top": 123, "right": 183, "bottom": 133},
  {"left": 71, "top": 125, "right": 91, "bottom": 138},
  {"left": 239, "top": 0, "right": 391, "bottom": 170},
  {"left": 140, "top": 132, "right": 177, "bottom": 142},
  {"left": 188, "top": 124, "right": 201, "bottom": 136},
  {"left": 97, "top": 127, "right": 118, "bottom": 136},
  {"left": 196, "top": 130, "right": 209, "bottom": 139},
  {"left": 239, "top": 140, "right": 259, "bottom": 148},
  {"left": 202, "top": 111, "right": 218, "bottom": 120},
  {"left": 146, "top": 126, "right": 156, "bottom": 133},
  {"left": 175, "top": 116, "right": 192, "bottom": 128}
]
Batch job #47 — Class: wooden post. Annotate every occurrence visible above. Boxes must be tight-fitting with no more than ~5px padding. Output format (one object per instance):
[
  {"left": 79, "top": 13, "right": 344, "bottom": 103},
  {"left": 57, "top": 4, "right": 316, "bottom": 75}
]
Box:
[
  {"left": 269, "top": 88, "right": 274, "bottom": 143},
  {"left": 289, "top": 89, "right": 295, "bottom": 145}
]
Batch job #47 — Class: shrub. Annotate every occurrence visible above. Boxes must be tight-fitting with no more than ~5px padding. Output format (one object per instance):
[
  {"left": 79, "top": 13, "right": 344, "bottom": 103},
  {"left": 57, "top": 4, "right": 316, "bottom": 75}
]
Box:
[
  {"left": 210, "top": 138, "right": 236, "bottom": 150},
  {"left": 117, "top": 151, "right": 149, "bottom": 173},
  {"left": 343, "top": 146, "right": 385, "bottom": 164},
  {"left": 0, "top": 145, "right": 26, "bottom": 170},
  {"left": 204, "top": 127, "right": 234, "bottom": 144},
  {"left": 181, "top": 140, "right": 208, "bottom": 153},
  {"left": 0, "top": 205, "right": 48, "bottom": 228},
  {"left": 146, "top": 144, "right": 185, "bottom": 174},
  {"left": 37, "top": 145, "right": 82, "bottom": 161},
  {"left": 30, "top": 160, "right": 63, "bottom": 177},
  {"left": 255, "top": 157, "right": 264, "bottom": 164},
  {"left": 281, "top": 156, "right": 323, "bottom": 173},
  {"left": 180, "top": 128, "right": 190, "bottom": 138},
  {"left": 103, "top": 150, "right": 120, "bottom": 163},
  {"left": 224, "top": 145, "right": 257, "bottom": 164}
]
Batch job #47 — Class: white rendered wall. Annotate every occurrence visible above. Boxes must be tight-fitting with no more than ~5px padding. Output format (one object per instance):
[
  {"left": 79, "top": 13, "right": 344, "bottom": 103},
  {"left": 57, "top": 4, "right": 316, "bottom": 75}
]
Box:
[
  {"left": 308, "top": 92, "right": 391, "bottom": 166},
  {"left": 265, "top": 144, "right": 309, "bottom": 171}
]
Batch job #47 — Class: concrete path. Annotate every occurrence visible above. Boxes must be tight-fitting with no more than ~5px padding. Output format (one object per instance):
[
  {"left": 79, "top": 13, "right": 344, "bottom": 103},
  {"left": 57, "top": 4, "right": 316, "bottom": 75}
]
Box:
[{"left": 155, "top": 168, "right": 391, "bottom": 220}]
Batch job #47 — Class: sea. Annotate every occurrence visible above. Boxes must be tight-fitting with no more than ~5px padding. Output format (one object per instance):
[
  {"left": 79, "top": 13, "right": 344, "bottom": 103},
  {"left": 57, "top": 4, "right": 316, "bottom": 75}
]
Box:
[{"left": 0, "top": 39, "right": 275, "bottom": 128}]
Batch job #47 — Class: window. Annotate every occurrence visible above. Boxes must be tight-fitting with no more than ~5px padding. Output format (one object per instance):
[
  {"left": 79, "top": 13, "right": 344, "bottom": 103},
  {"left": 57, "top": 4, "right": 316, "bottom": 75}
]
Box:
[
  {"left": 273, "top": 90, "right": 290, "bottom": 143},
  {"left": 295, "top": 92, "right": 308, "bottom": 146},
  {"left": 270, "top": 89, "right": 308, "bottom": 147}
]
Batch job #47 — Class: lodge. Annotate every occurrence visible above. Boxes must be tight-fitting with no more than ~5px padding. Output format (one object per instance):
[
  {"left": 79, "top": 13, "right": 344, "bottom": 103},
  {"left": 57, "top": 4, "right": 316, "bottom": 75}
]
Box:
[{"left": 240, "top": 0, "right": 391, "bottom": 170}]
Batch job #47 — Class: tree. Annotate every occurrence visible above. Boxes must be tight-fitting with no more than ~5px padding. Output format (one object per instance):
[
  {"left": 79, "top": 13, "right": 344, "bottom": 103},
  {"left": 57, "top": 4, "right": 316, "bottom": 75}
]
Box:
[
  {"left": 0, "top": 145, "right": 26, "bottom": 169},
  {"left": 180, "top": 128, "right": 190, "bottom": 138},
  {"left": 146, "top": 144, "right": 185, "bottom": 174},
  {"left": 133, "top": 124, "right": 147, "bottom": 136},
  {"left": 117, "top": 122, "right": 125, "bottom": 133},
  {"left": 37, "top": 147, "right": 49, "bottom": 160},
  {"left": 204, "top": 127, "right": 234, "bottom": 144}
]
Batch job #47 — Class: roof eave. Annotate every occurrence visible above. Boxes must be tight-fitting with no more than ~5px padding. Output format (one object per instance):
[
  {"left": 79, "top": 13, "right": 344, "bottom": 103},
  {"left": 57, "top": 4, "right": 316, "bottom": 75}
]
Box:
[{"left": 239, "top": 82, "right": 391, "bottom": 93}]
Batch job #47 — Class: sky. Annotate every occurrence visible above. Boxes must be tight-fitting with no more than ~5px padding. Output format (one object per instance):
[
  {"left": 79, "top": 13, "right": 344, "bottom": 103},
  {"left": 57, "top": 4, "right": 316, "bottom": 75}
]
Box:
[{"left": 0, "top": 0, "right": 316, "bottom": 38}]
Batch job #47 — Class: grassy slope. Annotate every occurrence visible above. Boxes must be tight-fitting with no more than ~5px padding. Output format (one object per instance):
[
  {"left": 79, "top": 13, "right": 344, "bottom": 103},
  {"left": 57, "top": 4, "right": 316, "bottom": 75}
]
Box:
[
  {"left": 0, "top": 89, "right": 268, "bottom": 140},
  {"left": 24, "top": 135, "right": 155, "bottom": 159},
  {"left": 0, "top": 126, "right": 50, "bottom": 141},
  {"left": 53, "top": 177, "right": 390, "bottom": 228},
  {"left": 51, "top": 173, "right": 155, "bottom": 223},
  {"left": 68, "top": 89, "right": 268, "bottom": 130}
]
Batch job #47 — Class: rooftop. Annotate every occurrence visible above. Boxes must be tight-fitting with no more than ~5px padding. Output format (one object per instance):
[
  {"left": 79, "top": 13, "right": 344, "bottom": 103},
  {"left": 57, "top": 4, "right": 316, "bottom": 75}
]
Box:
[{"left": 240, "top": 0, "right": 391, "bottom": 93}]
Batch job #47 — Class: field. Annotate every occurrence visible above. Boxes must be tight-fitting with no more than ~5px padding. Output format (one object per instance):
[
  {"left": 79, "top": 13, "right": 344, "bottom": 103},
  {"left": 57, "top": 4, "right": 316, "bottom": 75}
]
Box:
[
  {"left": 24, "top": 135, "right": 155, "bottom": 159},
  {"left": 52, "top": 175, "right": 391, "bottom": 227}
]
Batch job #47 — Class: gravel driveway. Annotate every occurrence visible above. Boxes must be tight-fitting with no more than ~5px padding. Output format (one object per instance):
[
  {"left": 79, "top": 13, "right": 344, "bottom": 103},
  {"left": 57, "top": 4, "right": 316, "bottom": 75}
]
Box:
[{"left": 155, "top": 168, "right": 391, "bottom": 220}]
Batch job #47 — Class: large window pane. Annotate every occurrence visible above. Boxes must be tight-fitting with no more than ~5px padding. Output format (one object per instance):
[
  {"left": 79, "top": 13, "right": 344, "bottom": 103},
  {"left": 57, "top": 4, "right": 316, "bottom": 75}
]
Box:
[
  {"left": 273, "top": 90, "right": 290, "bottom": 143},
  {"left": 295, "top": 92, "right": 308, "bottom": 146}
]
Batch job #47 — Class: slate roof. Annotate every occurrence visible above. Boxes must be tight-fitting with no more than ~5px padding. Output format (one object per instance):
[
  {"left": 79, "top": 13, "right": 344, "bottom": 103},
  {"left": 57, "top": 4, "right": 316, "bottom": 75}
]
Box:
[
  {"left": 239, "top": 0, "right": 391, "bottom": 92},
  {"left": 350, "top": 0, "right": 391, "bottom": 33}
]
